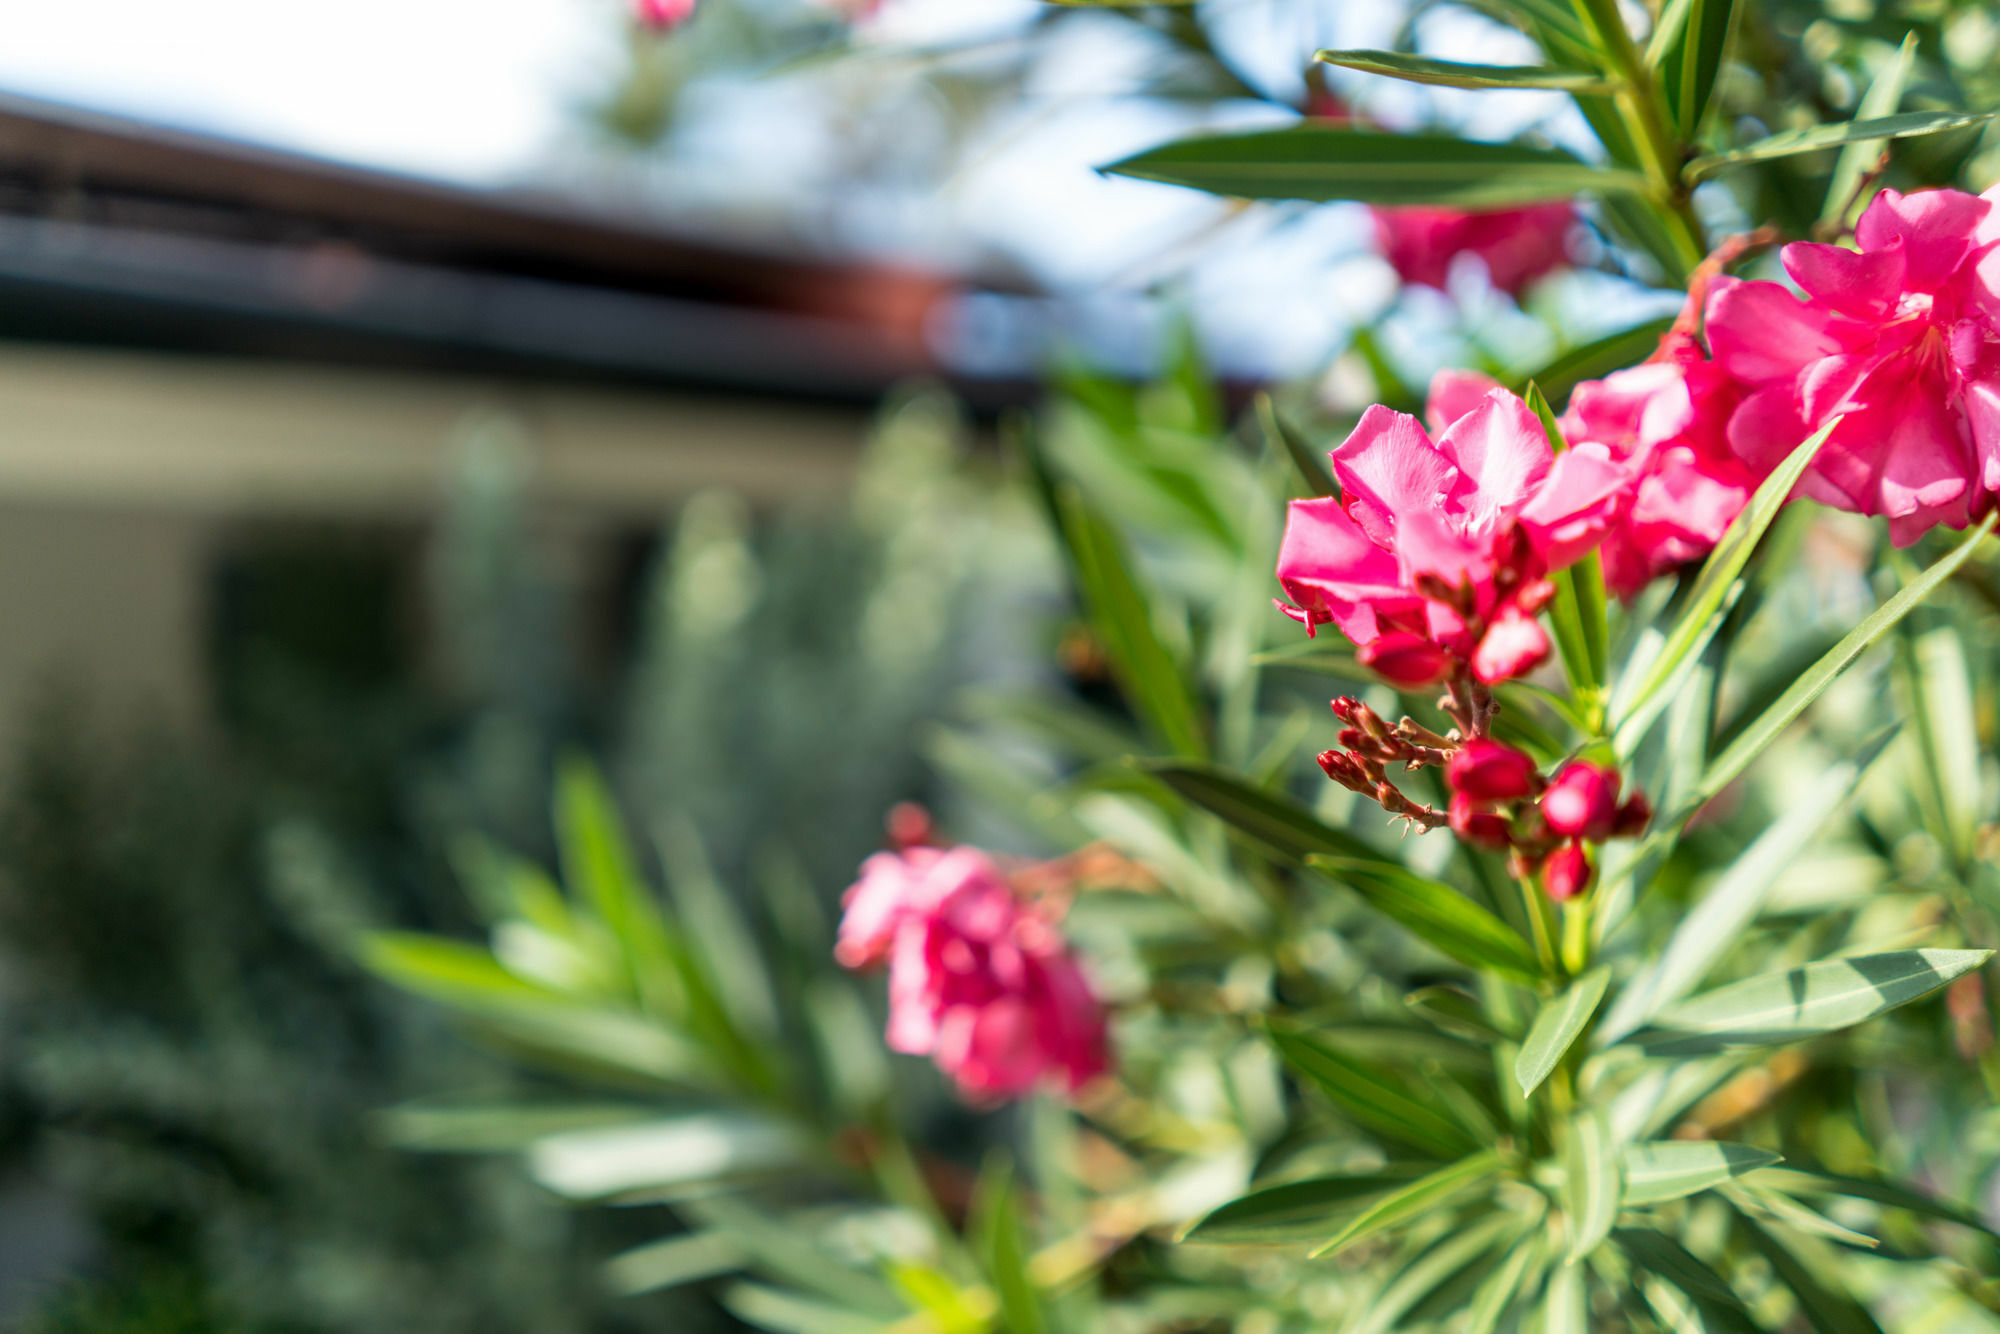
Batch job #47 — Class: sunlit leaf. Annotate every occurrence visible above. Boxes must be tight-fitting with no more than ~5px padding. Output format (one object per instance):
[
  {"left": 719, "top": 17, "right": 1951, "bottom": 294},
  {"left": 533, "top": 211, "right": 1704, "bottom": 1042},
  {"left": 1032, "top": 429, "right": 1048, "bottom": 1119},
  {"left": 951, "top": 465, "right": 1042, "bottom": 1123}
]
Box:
[
  {"left": 1624, "top": 949, "right": 1991, "bottom": 1054},
  {"left": 1657, "top": 0, "right": 1737, "bottom": 137},
  {"left": 1255, "top": 393, "right": 1335, "bottom": 498},
  {"left": 1688, "top": 109, "right": 2000, "bottom": 183},
  {"left": 1180, "top": 1169, "right": 1425, "bottom": 1244},
  {"left": 1311, "top": 1150, "right": 1501, "bottom": 1255},
  {"left": 1516, "top": 967, "right": 1611, "bottom": 1097},
  {"left": 1314, "top": 48, "right": 1613, "bottom": 92},
  {"left": 1821, "top": 33, "right": 1917, "bottom": 226},
  {"left": 1730, "top": 1208, "right": 1885, "bottom": 1332},
  {"left": 1613, "top": 417, "right": 1838, "bottom": 752},
  {"left": 1562, "top": 1107, "right": 1620, "bottom": 1261},
  {"left": 1622, "top": 1141, "right": 1781, "bottom": 1205},
  {"left": 606, "top": 1231, "right": 749, "bottom": 1296}
]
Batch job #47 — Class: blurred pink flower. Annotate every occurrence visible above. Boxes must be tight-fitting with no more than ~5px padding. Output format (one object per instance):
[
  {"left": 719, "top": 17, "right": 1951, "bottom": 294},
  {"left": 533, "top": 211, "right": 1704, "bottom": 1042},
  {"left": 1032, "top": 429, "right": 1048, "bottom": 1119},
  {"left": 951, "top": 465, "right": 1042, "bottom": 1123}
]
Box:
[
  {"left": 836, "top": 845, "right": 1108, "bottom": 1100},
  {"left": 633, "top": 0, "right": 696, "bottom": 30},
  {"left": 1540, "top": 761, "right": 1622, "bottom": 841},
  {"left": 1275, "top": 378, "right": 1628, "bottom": 684},
  {"left": 1706, "top": 185, "right": 2000, "bottom": 545},
  {"left": 1561, "top": 332, "right": 1759, "bottom": 596},
  {"left": 1371, "top": 202, "right": 1578, "bottom": 297}
]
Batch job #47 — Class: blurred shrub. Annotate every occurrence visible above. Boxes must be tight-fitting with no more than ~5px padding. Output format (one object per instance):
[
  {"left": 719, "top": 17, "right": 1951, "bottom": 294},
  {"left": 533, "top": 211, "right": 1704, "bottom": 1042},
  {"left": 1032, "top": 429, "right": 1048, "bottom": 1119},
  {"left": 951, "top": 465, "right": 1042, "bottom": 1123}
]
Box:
[{"left": 0, "top": 388, "right": 1017, "bottom": 1331}]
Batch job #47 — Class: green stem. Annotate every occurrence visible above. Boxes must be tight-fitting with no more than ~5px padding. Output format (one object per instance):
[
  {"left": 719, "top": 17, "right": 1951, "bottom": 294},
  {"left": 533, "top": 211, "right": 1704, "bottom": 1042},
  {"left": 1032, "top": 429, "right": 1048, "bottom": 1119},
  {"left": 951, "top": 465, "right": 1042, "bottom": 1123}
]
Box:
[{"left": 1569, "top": 0, "right": 1705, "bottom": 270}]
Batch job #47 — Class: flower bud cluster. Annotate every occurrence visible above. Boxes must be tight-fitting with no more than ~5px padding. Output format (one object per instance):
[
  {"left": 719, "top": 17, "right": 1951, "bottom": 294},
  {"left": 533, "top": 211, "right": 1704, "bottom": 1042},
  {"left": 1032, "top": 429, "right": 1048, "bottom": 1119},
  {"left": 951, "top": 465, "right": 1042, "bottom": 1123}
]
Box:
[
  {"left": 1316, "top": 697, "right": 1456, "bottom": 832},
  {"left": 1443, "top": 746, "right": 1650, "bottom": 900}
]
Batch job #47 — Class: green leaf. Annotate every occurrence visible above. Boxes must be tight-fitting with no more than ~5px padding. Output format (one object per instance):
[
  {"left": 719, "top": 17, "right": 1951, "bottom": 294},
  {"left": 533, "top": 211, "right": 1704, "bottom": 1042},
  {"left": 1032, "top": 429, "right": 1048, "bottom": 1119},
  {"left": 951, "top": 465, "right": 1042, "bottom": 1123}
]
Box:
[
  {"left": 718, "top": 1284, "right": 881, "bottom": 1334},
  {"left": 1509, "top": 318, "right": 1673, "bottom": 410},
  {"left": 1624, "top": 949, "right": 1992, "bottom": 1054},
  {"left": 1179, "top": 1170, "right": 1425, "bottom": 1244},
  {"left": 1464, "top": 1231, "right": 1543, "bottom": 1334},
  {"left": 1540, "top": 1258, "right": 1588, "bottom": 1334},
  {"left": 1730, "top": 1209, "right": 1885, "bottom": 1333},
  {"left": 1516, "top": 967, "right": 1612, "bottom": 1097},
  {"left": 1597, "top": 746, "right": 1884, "bottom": 1042},
  {"left": 1723, "top": 1183, "right": 1877, "bottom": 1249},
  {"left": 1562, "top": 1107, "right": 1621, "bottom": 1262},
  {"left": 1306, "top": 854, "right": 1545, "bottom": 983},
  {"left": 1613, "top": 1228, "right": 1747, "bottom": 1309},
  {"left": 1350, "top": 1213, "right": 1519, "bottom": 1334},
  {"left": 1696, "top": 514, "right": 1997, "bottom": 804},
  {"left": 529, "top": 1113, "right": 810, "bottom": 1200},
  {"left": 1144, "top": 761, "right": 1384, "bottom": 863},
  {"left": 1526, "top": 382, "right": 1608, "bottom": 701},
  {"left": 555, "top": 759, "right": 683, "bottom": 1012},
  {"left": 1613, "top": 417, "right": 1838, "bottom": 751},
  {"left": 357, "top": 933, "right": 713, "bottom": 1084},
  {"left": 1310, "top": 1150, "right": 1501, "bottom": 1255},
  {"left": 605, "top": 1231, "right": 749, "bottom": 1296},
  {"left": 692, "top": 1197, "right": 905, "bottom": 1317},
  {"left": 1255, "top": 393, "right": 1335, "bottom": 498},
  {"left": 1687, "top": 109, "right": 2000, "bottom": 183},
  {"left": 1656, "top": 0, "right": 1737, "bottom": 137},
  {"left": 1902, "top": 623, "right": 1981, "bottom": 869},
  {"left": 1754, "top": 1168, "right": 1999, "bottom": 1236},
  {"left": 1314, "top": 48, "right": 1614, "bottom": 92},
  {"left": 1105, "top": 127, "right": 1644, "bottom": 208},
  {"left": 1268, "top": 1026, "right": 1480, "bottom": 1158},
  {"left": 373, "top": 1098, "right": 654, "bottom": 1152},
  {"left": 968, "top": 1160, "right": 1050, "bottom": 1334},
  {"left": 1821, "top": 33, "right": 1917, "bottom": 226},
  {"left": 1623, "top": 1142, "right": 1781, "bottom": 1205},
  {"left": 1407, "top": 985, "right": 1510, "bottom": 1044},
  {"left": 1056, "top": 487, "right": 1207, "bottom": 758},
  {"left": 1249, "top": 638, "right": 1361, "bottom": 677}
]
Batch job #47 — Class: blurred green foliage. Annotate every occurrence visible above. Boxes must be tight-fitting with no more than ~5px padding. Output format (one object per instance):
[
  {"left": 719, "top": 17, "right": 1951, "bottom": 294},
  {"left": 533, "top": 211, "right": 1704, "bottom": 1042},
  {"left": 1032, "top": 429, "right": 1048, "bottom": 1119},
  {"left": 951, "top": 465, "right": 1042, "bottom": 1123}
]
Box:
[{"left": 0, "top": 390, "right": 1016, "bottom": 1331}]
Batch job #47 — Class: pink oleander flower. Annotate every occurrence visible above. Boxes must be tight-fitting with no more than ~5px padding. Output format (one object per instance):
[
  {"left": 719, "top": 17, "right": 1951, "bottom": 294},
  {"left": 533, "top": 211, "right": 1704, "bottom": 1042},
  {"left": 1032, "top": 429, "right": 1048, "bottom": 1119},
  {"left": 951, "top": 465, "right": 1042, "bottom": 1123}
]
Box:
[
  {"left": 1275, "top": 375, "right": 1629, "bottom": 684},
  {"left": 1541, "top": 841, "right": 1593, "bottom": 901},
  {"left": 836, "top": 844, "right": 1108, "bottom": 1100},
  {"left": 634, "top": 0, "right": 696, "bottom": 29},
  {"left": 1371, "top": 202, "right": 1578, "bottom": 298},
  {"left": 1560, "top": 332, "right": 1761, "bottom": 597},
  {"left": 1447, "top": 738, "right": 1540, "bottom": 801},
  {"left": 1706, "top": 185, "right": 2000, "bottom": 545}
]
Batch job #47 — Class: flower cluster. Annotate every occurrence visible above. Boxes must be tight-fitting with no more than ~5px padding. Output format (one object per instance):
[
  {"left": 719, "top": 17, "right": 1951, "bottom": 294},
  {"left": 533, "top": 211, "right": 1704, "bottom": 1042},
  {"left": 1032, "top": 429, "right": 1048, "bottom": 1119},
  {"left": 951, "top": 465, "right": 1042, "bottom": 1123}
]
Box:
[
  {"left": 1371, "top": 203, "right": 1579, "bottom": 298},
  {"left": 836, "top": 839, "right": 1108, "bottom": 1101},
  {"left": 1276, "top": 377, "right": 1628, "bottom": 687},
  {"left": 1708, "top": 185, "right": 2000, "bottom": 545}
]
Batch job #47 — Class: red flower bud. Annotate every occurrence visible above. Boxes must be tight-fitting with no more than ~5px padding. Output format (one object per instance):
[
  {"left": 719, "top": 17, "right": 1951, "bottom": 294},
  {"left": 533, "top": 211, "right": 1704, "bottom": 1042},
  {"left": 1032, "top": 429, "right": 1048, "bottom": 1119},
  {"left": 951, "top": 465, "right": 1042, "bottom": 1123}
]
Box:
[
  {"left": 1330, "top": 697, "right": 1362, "bottom": 723},
  {"left": 886, "top": 802, "right": 935, "bottom": 849},
  {"left": 1540, "top": 761, "right": 1621, "bottom": 841},
  {"left": 1542, "top": 841, "right": 1592, "bottom": 901},
  {"left": 1356, "top": 632, "right": 1451, "bottom": 689},
  {"left": 1337, "top": 728, "right": 1366, "bottom": 751},
  {"left": 1448, "top": 792, "right": 1512, "bottom": 849},
  {"left": 1446, "top": 739, "right": 1540, "bottom": 801},
  {"left": 1316, "top": 749, "right": 1367, "bottom": 793},
  {"left": 1611, "top": 790, "right": 1652, "bottom": 839}
]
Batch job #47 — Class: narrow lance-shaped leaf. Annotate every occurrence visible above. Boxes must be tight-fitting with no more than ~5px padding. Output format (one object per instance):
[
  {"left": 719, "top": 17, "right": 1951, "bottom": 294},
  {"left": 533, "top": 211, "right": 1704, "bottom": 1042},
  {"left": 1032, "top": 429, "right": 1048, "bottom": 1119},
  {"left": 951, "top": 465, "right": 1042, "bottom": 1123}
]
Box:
[
  {"left": 1510, "top": 318, "right": 1674, "bottom": 410},
  {"left": 968, "top": 1160, "right": 1051, "bottom": 1334},
  {"left": 1351, "top": 1215, "right": 1519, "bottom": 1334},
  {"left": 1696, "top": 513, "right": 1998, "bottom": 805},
  {"left": 1464, "top": 1230, "right": 1543, "bottom": 1334},
  {"left": 1562, "top": 1107, "right": 1621, "bottom": 1261},
  {"left": 1902, "top": 622, "right": 1981, "bottom": 870},
  {"left": 1311, "top": 1150, "right": 1501, "bottom": 1255},
  {"left": 1623, "top": 1141, "right": 1781, "bottom": 1205},
  {"left": 1596, "top": 741, "right": 1887, "bottom": 1042},
  {"left": 1314, "top": 48, "right": 1613, "bottom": 92},
  {"left": 1306, "top": 853, "right": 1546, "bottom": 983},
  {"left": 1255, "top": 392, "right": 1335, "bottom": 498},
  {"left": 1821, "top": 33, "right": 1917, "bottom": 226},
  {"left": 1180, "top": 1169, "right": 1424, "bottom": 1244},
  {"left": 1613, "top": 417, "right": 1839, "bottom": 751},
  {"left": 1688, "top": 109, "right": 2000, "bottom": 183},
  {"left": 1657, "top": 0, "right": 1737, "bottom": 138},
  {"left": 1754, "top": 1168, "right": 1999, "bottom": 1237},
  {"left": 1268, "top": 1025, "right": 1479, "bottom": 1158},
  {"left": 1516, "top": 966, "right": 1611, "bottom": 1096},
  {"left": 1624, "top": 949, "right": 1992, "bottom": 1054},
  {"left": 1144, "top": 760, "right": 1385, "bottom": 864},
  {"left": 1540, "top": 1259, "right": 1588, "bottom": 1334},
  {"left": 1056, "top": 486, "right": 1207, "bottom": 759},
  {"left": 1105, "top": 127, "right": 1645, "bottom": 208},
  {"left": 1730, "top": 1209, "right": 1885, "bottom": 1334},
  {"left": 1526, "top": 382, "right": 1608, "bottom": 699}
]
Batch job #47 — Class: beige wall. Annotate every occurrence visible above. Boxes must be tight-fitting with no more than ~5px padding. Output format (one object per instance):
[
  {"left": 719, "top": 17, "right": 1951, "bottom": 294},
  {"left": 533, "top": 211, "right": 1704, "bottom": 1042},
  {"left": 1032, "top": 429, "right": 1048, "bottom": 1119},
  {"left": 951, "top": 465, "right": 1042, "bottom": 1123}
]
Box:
[{"left": 0, "top": 343, "right": 872, "bottom": 751}]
